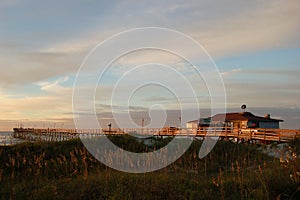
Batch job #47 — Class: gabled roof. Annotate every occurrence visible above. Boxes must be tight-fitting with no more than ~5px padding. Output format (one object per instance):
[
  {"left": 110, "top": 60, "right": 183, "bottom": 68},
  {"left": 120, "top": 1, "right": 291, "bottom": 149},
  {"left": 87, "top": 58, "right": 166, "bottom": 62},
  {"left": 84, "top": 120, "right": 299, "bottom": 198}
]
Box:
[{"left": 211, "top": 112, "right": 283, "bottom": 122}]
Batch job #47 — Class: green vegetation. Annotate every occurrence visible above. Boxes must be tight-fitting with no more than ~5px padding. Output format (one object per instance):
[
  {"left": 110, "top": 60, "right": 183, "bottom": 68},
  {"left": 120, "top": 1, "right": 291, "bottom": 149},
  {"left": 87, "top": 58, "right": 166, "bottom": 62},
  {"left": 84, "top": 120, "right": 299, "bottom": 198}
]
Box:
[{"left": 0, "top": 136, "right": 299, "bottom": 200}]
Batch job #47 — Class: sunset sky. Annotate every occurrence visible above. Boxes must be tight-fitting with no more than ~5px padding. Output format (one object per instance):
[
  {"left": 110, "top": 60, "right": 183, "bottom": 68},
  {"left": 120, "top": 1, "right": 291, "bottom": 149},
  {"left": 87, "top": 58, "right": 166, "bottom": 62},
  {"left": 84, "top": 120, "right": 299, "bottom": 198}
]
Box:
[{"left": 0, "top": 0, "right": 299, "bottom": 130}]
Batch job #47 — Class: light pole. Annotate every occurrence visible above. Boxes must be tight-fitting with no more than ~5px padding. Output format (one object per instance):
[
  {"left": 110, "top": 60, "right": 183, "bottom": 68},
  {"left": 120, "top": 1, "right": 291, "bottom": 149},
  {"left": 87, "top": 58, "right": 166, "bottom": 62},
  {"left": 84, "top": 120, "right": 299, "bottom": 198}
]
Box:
[{"left": 108, "top": 123, "right": 112, "bottom": 134}]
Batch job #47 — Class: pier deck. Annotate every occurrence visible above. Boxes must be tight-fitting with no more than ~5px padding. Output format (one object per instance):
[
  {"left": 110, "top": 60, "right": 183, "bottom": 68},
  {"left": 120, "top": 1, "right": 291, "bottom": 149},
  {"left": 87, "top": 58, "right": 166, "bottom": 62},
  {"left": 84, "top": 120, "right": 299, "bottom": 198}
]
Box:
[{"left": 12, "top": 127, "right": 300, "bottom": 143}]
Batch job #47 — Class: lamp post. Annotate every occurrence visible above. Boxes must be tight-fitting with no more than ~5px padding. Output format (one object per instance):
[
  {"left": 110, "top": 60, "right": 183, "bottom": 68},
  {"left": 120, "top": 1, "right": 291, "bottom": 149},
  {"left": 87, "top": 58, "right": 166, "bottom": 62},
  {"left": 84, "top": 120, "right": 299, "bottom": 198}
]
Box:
[{"left": 108, "top": 123, "right": 112, "bottom": 134}]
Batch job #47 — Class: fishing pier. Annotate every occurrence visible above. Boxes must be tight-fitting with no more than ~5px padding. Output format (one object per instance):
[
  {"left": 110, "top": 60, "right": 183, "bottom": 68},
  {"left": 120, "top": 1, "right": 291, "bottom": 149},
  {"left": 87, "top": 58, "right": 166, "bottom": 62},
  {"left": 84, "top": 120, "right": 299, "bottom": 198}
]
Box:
[{"left": 13, "top": 127, "right": 300, "bottom": 143}]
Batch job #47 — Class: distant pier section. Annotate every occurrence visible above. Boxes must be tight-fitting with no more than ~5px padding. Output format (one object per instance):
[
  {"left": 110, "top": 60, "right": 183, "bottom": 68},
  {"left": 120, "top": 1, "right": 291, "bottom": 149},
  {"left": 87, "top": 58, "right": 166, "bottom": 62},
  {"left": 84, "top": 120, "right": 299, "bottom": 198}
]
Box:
[
  {"left": 13, "top": 127, "right": 300, "bottom": 143},
  {"left": 12, "top": 128, "right": 125, "bottom": 142}
]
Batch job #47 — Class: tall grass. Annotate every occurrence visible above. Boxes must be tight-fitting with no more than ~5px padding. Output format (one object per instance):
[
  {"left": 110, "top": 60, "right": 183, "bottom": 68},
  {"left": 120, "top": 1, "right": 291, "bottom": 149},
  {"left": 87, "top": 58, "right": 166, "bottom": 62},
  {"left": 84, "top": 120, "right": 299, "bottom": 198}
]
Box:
[{"left": 0, "top": 137, "right": 299, "bottom": 199}]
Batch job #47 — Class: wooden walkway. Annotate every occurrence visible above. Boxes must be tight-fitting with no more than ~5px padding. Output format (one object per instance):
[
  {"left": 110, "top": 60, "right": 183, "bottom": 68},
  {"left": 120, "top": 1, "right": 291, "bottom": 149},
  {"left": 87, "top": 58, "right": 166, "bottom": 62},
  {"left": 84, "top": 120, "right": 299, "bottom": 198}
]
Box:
[{"left": 12, "top": 127, "right": 300, "bottom": 143}]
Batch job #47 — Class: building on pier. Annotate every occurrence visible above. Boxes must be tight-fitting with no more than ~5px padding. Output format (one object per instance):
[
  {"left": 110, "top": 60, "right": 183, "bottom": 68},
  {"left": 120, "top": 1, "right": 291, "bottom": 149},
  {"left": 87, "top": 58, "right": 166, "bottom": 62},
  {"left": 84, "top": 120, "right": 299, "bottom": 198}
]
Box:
[{"left": 187, "top": 112, "right": 283, "bottom": 129}]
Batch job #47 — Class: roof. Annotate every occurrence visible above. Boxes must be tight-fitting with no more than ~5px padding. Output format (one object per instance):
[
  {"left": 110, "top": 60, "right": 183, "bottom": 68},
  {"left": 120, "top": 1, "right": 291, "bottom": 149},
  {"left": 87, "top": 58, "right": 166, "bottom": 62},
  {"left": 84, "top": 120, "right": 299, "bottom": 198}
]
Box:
[
  {"left": 211, "top": 112, "right": 283, "bottom": 122},
  {"left": 187, "top": 117, "right": 212, "bottom": 124},
  {"left": 186, "top": 120, "right": 199, "bottom": 123}
]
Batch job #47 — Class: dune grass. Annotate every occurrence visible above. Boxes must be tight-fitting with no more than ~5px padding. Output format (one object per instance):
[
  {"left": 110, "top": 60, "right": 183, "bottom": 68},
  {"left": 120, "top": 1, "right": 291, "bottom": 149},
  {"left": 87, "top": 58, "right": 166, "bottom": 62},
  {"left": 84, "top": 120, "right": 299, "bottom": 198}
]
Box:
[{"left": 0, "top": 136, "right": 299, "bottom": 199}]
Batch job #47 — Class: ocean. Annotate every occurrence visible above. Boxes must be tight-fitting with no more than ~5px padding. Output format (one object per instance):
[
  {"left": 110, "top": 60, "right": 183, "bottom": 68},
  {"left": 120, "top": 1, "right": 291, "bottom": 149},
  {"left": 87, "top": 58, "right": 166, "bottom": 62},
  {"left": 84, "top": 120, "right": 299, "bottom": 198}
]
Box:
[{"left": 0, "top": 132, "right": 25, "bottom": 146}]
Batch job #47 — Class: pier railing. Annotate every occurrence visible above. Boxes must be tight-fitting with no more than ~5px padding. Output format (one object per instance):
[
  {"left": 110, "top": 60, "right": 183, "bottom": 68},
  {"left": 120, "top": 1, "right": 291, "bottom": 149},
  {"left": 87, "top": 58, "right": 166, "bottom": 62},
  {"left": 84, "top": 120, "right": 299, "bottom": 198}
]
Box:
[{"left": 12, "top": 127, "right": 300, "bottom": 143}]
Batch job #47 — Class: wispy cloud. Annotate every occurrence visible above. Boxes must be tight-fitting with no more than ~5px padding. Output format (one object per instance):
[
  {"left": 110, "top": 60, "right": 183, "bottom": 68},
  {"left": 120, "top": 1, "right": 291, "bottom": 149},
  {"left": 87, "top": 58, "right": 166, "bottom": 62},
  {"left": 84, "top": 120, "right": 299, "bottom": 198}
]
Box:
[
  {"left": 188, "top": 1, "right": 300, "bottom": 57},
  {"left": 221, "top": 68, "right": 241, "bottom": 76},
  {"left": 36, "top": 76, "right": 70, "bottom": 93},
  {"left": 142, "top": 96, "right": 172, "bottom": 102},
  {"left": 0, "top": 76, "right": 73, "bottom": 123}
]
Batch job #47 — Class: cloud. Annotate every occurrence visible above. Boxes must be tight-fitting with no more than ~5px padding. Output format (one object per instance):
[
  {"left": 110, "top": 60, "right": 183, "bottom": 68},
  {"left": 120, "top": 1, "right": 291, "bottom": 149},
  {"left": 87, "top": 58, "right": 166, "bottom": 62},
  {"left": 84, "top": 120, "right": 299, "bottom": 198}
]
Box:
[
  {"left": 188, "top": 0, "right": 300, "bottom": 57},
  {"left": 142, "top": 96, "right": 172, "bottom": 102},
  {"left": 243, "top": 69, "right": 300, "bottom": 78},
  {"left": 0, "top": 52, "right": 80, "bottom": 87},
  {"left": 0, "top": 0, "right": 299, "bottom": 130},
  {"left": 30, "top": 0, "right": 300, "bottom": 59},
  {"left": 1, "top": 0, "right": 298, "bottom": 88},
  {"left": 40, "top": 30, "right": 116, "bottom": 55},
  {"left": 97, "top": 103, "right": 148, "bottom": 113},
  {"left": 36, "top": 76, "right": 70, "bottom": 93},
  {"left": 0, "top": 76, "right": 74, "bottom": 123},
  {"left": 221, "top": 68, "right": 241, "bottom": 76},
  {"left": 0, "top": 95, "right": 71, "bottom": 120},
  {"left": 224, "top": 80, "right": 300, "bottom": 108},
  {"left": 221, "top": 68, "right": 300, "bottom": 108}
]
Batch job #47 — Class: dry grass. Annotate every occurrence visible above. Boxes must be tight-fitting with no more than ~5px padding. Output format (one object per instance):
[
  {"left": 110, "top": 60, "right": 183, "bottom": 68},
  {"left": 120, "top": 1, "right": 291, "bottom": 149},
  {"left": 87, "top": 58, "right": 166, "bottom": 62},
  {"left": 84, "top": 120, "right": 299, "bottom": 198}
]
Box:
[{"left": 0, "top": 137, "right": 299, "bottom": 199}]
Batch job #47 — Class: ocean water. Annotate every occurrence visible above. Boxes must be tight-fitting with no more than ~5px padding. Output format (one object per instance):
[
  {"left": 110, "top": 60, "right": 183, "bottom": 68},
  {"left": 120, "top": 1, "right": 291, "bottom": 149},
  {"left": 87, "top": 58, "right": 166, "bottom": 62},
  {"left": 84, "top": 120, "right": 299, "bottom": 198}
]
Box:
[{"left": 0, "top": 132, "right": 25, "bottom": 146}]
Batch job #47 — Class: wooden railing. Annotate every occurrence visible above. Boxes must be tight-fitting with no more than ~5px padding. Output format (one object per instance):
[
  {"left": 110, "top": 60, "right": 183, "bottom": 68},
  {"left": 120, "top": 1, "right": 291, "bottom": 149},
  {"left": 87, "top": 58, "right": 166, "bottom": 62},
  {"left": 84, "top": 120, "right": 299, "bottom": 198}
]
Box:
[{"left": 12, "top": 127, "right": 300, "bottom": 143}]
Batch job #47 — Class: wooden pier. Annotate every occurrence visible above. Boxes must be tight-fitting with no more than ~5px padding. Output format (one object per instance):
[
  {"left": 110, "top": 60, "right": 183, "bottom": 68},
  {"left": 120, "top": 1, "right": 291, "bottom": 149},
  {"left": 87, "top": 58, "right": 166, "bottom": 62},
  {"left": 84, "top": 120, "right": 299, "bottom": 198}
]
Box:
[{"left": 12, "top": 127, "right": 300, "bottom": 143}]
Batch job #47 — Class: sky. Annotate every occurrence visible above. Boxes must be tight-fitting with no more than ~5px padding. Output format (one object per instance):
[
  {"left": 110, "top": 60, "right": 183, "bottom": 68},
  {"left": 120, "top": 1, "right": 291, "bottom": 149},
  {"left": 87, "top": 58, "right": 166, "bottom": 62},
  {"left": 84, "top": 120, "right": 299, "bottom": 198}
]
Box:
[{"left": 0, "top": 0, "right": 299, "bottom": 130}]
